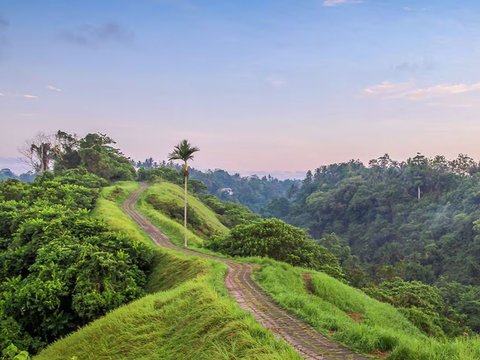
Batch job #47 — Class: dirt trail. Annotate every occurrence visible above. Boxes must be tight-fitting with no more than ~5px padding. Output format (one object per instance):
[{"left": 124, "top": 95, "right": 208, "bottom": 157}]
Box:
[{"left": 123, "top": 184, "right": 368, "bottom": 360}]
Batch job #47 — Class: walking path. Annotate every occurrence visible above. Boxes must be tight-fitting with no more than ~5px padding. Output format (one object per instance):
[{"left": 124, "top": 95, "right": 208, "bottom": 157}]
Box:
[{"left": 123, "top": 184, "right": 368, "bottom": 360}]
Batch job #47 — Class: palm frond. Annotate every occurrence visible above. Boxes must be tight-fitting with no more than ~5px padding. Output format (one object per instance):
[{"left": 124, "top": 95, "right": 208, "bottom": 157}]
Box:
[{"left": 168, "top": 139, "right": 200, "bottom": 162}]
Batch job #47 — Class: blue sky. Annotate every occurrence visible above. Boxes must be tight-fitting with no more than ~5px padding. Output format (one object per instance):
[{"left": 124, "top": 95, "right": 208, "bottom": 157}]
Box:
[{"left": 1, "top": 0, "right": 480, "bottom": 176}]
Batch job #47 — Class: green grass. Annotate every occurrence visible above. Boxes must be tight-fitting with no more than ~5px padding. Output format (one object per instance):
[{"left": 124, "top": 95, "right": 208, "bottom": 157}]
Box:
[
  {"left": 35, "top": 181, "right": 480, "bottom": 360},
  {"left": 137, "top": 181, "right": 228, "bottom": 247},
  {"left": 35, "top": 181, "right": 299, "bottom": 360},
  {"left": 119, "top": 181, "right": 480, "bottom": 359},
  {"left": 36, "top": 255, "right": 299, "bottom": 360},
  {"left": 92, "top": 182, "right": 154, "bottom": 248},
  {"left": 147, "top": 181, "right": 228, "bottom": 234},
  {"left": 253, "top": 259, "right": 480, "bottom": 360}
]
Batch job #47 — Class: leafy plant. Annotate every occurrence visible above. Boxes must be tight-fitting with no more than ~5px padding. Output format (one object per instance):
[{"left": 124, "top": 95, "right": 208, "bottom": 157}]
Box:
[
  {"left": 0, "top": 172, "right": 154, "bottom": 353},
  {"left": 208, "top": 218, "right": 344, "bottom": 278}
]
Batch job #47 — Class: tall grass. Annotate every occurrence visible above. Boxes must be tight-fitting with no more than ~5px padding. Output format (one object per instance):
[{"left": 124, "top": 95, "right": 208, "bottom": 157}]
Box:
[
  {"left": 35, "top": 181, "right": 299, "bottom": 360},
  {"left": 37, "top": 181, "right": 480, "bottom": 360},
  {"left": 253, "top": 259, "right": 480, "bottom": 360},
  {"left": 36, "top": 256, "right": 299, "bottom": 360},
  {"left": 145, "top": 181, "right": 228, "bottom": 234},
  {"left": 137, "top": 181, "right": 229, "bottom": 247}
]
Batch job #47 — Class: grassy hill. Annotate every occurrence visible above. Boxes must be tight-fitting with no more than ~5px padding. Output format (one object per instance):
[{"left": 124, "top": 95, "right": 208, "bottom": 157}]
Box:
[
  {"left": 128, "top": 181, "right": 480, "bottom": 359},
  {"left": 253, "top": 259, "right": 480, "bottom": 359},
  {"left": 35, "top": 182, "right": 299, "bottom": 360},
  {"left": 137, "top": 182, "right": 480, "bottom": 359},
  {"left": 137, "top": 181, "right": 229, "bottom": 247},
  {"left": 36, "top": 180, "right": 480, "bottom": 360}
]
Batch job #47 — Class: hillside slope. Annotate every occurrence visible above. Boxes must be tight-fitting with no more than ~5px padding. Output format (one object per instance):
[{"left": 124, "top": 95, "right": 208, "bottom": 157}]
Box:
[
  {"left": 134, "top": 181, "right": 480, "bottom": 359},
  {"left": 35, "top": 182, "right": 299, "bottom": 360},
  {"left": 37, "top": 180, "right": 480, "bottom": 360},
  {"left": 254, "top": 260, "right": 480, "bottom": 359},
  {"left": 138, "top": 181, "right": 228, "bottom": 247}
]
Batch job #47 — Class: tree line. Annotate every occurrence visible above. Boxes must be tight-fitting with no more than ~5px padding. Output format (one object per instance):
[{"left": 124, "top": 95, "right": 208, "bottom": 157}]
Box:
[{"left": 262, "top": 153, "right": 480, "bottom": 334}]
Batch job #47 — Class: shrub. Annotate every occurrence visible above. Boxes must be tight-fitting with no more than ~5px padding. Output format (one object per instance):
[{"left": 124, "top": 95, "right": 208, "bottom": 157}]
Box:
[
  {"left": 0, "top": 173, "right": 154, "bottom": 353},
  {"left": 208, "top": 218, "right": 344, "bottom": 278}
]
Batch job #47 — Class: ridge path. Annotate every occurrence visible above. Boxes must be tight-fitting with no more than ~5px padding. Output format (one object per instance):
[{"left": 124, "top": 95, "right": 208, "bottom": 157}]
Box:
[{"left": 123, "top": 184, "right": 368, "bottom": 360}]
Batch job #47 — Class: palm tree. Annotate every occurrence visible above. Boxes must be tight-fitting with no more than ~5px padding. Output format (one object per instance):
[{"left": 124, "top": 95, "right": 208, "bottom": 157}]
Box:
[{"left": 168, "top": 139, "right": 200, "bottom": 247}]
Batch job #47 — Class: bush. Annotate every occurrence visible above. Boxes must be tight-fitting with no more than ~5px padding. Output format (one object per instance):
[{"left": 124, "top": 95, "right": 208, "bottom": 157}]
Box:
[
  {"left": 0, "top": 173, "right": 154, "bottom": 353},
  {"left": 201, "top": 194, "right": 260, "bottom": 227},
  {"left": 363, "top": 278, "right": 468, "bottom": 337},
  {"left": 208, "top": 218, "right": 344, "bottom": 278}
]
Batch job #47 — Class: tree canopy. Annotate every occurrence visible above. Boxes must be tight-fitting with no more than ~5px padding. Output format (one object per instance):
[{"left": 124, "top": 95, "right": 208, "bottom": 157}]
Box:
[{"left": 262, "top": 153, "right": 480, "bottom": 334}]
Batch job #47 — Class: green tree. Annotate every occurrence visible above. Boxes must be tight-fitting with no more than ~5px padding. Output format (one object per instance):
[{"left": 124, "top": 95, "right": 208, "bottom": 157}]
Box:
[
  {"left": 168, "top": 140, "right": 200, "bottom": 247},
  {"left": 78, "top": 133, "right": 135, "bottom": 181}
]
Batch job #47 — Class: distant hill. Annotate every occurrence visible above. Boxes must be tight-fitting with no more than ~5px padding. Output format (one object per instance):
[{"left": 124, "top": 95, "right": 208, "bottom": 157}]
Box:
[
  {"left": 188, "top": 168, "right": 300, "bottom": 212},
  {"left": 0, "top": 168, "right": 36, "bottom": 182},
  {"left": 134, "top": 159, "right": 301, "bottom": 213}
]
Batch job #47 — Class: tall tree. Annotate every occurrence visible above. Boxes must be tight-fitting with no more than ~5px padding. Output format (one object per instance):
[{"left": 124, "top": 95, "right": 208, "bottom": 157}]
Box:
[{"left": 168, "top": 139, "right": 200, "bottom": 247}]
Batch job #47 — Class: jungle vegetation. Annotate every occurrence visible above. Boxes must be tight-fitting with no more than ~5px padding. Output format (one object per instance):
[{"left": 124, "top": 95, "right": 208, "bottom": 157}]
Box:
[
  {"left": 262, "top": 153, "right": 480, "bottom": 335},
  {"left": 2, "top": 131, "right": 480, "bottom": 359}
]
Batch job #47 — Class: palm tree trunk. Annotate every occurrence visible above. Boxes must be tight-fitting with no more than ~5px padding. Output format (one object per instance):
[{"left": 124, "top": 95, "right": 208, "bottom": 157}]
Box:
[{"left": 184, "top": 172, "right": 188, "bottom": 247}]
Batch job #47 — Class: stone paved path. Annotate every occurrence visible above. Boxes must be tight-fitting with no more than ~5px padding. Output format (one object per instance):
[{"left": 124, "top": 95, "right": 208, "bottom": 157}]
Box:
[{"left": 123, "top": 184, "right": 369, "bottom": 360}]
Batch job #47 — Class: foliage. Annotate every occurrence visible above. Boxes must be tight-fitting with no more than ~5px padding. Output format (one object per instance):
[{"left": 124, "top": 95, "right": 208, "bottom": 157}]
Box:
[
  {"left": 208, "top": 218, "right": 344, "bottom": 278},
  {"left": 168, "top": 139, "right": 199, "bottom": 165},
  {"left": 363, "top": 278, "right": 466, "bottom": 337},
  {"left": 36, "top": 182, "right": 299, "bottom": 360},
  {"left": 76, "top": 133, "right": 135, "bottom": 180},
  {"left": 136, "top": 166, "right": 182, "bottom": 184},
  {"left": 189, "top": 168, "right": 299, "bottom": 212},
  {"left": 56, "top": 168, "right": 108, "bottom": 188},
  {"left": 0, "top": 173, "right": 153, "bottom": 353},
  {"left": 270, "top": 153, "right": 480, "bottom": 332},
  {"left": 437, "top": 280, "right": 480, "bottom": 333},
  {"left": 200, "top": 194, "right": 261, "bottom": 227},
  {"left": 20, "top": 130, "right": 135, "bottom": 181},
  {"left": 1, "top": 344, "right": 30, "bottom": 360}
]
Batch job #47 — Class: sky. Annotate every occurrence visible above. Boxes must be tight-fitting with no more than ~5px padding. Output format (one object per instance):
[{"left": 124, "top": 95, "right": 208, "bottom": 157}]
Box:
[{"left": 1, "top": 0, "right": 480, "bottom": 178}]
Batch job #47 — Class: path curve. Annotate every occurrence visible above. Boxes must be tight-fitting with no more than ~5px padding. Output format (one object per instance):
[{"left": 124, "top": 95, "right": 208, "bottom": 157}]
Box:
[{"left": 123, "top": 184, "right": 368, "bottom": 360}]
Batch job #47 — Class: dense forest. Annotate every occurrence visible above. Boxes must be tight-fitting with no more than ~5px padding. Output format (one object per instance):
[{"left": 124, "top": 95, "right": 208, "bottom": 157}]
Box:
[
  {"left": 263, "top": 153, "right": 480, "bottom": 334},
  {"left": 135, "top": 157, "right": 298, "bottom": 212},
  {"left": 189, "top": 168, "right": 298, "bottom": 212}
]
